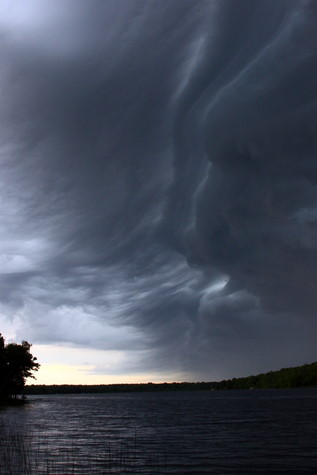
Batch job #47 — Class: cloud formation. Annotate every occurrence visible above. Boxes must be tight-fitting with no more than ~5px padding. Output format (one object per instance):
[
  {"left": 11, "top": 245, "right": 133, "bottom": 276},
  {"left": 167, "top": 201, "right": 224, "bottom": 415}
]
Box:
[{"left": 0, "top": 0, "right": 316, "bottom": 380}]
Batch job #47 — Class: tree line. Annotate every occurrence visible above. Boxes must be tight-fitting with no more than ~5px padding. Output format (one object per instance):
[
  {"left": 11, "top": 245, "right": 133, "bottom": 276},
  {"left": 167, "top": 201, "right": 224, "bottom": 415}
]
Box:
[
  {"left": 25, "top": 362, "right": 317, "bottom": 394},
  {"left": 210, "top": 362, "right": 317, "bottom": 390}
]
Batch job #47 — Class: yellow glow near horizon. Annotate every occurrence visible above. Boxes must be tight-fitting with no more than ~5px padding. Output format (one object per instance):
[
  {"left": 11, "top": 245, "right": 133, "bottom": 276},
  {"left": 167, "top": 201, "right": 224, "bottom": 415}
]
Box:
[
  {"left": 26, "top": 344, "right": 183, "bottom": 386},
  {"left": 28, "top": 364, "right": 169, "bottom": 385},
  {"left": 29, "top": 364, "right": 95, "bottom": 385}
]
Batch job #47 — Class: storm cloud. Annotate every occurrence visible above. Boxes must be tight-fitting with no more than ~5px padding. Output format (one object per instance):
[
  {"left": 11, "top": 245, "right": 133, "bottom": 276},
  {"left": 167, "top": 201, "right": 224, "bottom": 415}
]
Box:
[{"left": 0, "top": 0, "right": 316, "bottom": 381}]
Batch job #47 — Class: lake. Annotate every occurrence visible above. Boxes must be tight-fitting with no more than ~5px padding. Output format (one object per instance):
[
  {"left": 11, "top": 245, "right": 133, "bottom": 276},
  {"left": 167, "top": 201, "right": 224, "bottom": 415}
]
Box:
[{"left": 0, "top": 389, "right": 317, "bottom": 473}]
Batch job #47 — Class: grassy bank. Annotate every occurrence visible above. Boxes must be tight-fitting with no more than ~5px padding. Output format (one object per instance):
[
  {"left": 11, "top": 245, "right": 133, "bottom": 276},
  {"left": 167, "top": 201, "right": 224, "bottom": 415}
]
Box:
[
  {"left": 0, "top": 423, "right": 167, "bottom": 474},
  {"left": 0, "top": 397, "right": 28, "bottom": 407}
]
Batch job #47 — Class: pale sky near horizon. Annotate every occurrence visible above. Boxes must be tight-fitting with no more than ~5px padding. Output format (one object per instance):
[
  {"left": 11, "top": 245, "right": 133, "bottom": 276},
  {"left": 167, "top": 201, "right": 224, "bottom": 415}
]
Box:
[{"left": 1, "top": 0, "right": 317, "bottom": 385}]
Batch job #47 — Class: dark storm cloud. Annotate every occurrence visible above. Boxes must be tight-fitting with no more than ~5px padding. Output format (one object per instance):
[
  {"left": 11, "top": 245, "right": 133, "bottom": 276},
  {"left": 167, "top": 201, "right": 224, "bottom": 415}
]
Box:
[{"left": 0, "top": 0, "right": 316, "bottom": 379}]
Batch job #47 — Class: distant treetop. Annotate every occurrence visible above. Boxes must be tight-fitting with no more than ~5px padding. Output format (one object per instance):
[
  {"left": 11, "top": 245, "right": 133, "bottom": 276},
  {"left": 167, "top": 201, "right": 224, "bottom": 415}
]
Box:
[{"left": 0, "top": 333, "right": 40, "bottom": 400}]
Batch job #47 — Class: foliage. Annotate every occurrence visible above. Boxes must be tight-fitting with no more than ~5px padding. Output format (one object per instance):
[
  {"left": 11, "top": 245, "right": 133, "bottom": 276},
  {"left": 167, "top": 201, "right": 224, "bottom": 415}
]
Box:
[
  {"left": 0, "top": 334, "right": 40, "bottom": 399},
  {"left": 210, "top": 362, "right": 317, "bottom": 390}
]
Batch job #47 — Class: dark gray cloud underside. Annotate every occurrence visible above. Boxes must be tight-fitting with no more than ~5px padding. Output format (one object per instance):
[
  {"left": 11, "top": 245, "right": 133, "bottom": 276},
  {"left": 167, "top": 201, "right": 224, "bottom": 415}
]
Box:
[{"left": 0, "top": 0, "right": 316, "bottom": 379}]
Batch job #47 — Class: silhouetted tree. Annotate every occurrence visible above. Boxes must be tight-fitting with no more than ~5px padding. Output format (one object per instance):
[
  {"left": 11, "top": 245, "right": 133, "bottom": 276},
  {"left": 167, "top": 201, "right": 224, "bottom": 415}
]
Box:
[{"left": 0, "top": 334, "right": 40, "bottom": 399}]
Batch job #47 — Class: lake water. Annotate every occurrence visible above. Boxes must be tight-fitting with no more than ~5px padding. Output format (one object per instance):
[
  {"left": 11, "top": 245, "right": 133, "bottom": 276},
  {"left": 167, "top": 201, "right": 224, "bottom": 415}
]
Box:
[{"left": 0, "top": 389, "right": 317, "bottom": 473}]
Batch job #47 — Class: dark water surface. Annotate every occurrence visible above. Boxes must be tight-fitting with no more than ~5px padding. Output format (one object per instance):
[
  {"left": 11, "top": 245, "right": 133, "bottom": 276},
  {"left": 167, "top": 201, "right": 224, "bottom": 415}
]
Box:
[{"left": 1, "top": 389, "right": 317, "bottom": 473}]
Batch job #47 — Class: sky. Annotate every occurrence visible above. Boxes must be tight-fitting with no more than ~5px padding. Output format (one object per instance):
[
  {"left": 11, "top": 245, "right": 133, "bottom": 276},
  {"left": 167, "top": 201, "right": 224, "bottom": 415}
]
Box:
[{"left": 0, "top": 0, "right": 317, "bottom": 385}]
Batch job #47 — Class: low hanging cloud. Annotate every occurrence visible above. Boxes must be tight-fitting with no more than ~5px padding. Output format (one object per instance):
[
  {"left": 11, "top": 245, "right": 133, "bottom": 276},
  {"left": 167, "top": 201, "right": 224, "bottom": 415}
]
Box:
[{"left": 0, "top": 0, "right": 316, "bottom": 380}]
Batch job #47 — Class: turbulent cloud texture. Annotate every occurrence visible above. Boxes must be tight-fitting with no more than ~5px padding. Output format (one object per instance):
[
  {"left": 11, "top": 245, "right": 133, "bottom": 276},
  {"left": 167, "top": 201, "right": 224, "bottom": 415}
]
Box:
[{"left": 0, "top": 0, "right": 316, "bottom": 380}]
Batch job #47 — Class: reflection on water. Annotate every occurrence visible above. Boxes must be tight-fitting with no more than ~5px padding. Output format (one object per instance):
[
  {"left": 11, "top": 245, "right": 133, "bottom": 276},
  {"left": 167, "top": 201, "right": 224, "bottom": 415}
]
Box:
[{"left": 1, "top": 389, "right": 317, "bottom": 473}]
